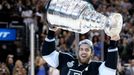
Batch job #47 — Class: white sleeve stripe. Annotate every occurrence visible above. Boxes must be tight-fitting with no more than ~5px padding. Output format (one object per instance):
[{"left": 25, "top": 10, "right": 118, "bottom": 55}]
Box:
[
  {"left": 45, "top": 37, "right": 55, "bottom": 42},
  {"left": 108, "top": 48, "right": 118, "bottom": 52},
  {"left": 99, "top": 62, "right": 116, "bottom": 75},
  {"left": 42, "top": 50, "right": 59, "bottom": 68}
]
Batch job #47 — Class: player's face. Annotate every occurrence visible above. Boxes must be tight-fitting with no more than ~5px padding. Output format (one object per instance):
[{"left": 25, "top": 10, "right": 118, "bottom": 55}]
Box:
[{"left": 78, "top": 44, "right": 92, "bottom": 64}]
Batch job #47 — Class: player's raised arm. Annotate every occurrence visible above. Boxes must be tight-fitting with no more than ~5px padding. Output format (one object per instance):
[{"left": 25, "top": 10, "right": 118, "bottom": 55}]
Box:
[
  {"left": 41, "top": 28, "right": 59, "bottom": 68},
  {"left": 104, "top": 13, "right": 122, "bottom": 70},
  {"left": 41, "top": 28, "right": 74, "bottom": 69},
  {"left": 99, "top": 13, "right": 122, "bottom": 75}
]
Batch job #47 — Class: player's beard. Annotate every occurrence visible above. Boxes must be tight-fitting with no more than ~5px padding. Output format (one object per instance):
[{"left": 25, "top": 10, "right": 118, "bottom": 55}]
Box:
[{"left": 78, "top": 55, "right": 91, "bottom": 64}]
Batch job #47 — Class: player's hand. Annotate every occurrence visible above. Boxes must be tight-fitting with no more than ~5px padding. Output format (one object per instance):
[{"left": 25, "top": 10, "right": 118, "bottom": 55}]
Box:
[
  {"left": 110, "top": 35, "right": 120, "bottom": 41},
  {"left": 104, "top": 13, "right": 123, "bottom": 41},
  {"left": 49, "top": 26, "right": 59, "bottom": 32}
]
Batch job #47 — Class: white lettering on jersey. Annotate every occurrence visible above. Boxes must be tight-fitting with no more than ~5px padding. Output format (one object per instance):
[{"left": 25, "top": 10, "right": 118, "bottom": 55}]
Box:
[
  {"left": 67, "top": 69, "right": 82, "bottom": 75},
  {"left": 67, "top": 61, "right": 74, "bottom": 68}
]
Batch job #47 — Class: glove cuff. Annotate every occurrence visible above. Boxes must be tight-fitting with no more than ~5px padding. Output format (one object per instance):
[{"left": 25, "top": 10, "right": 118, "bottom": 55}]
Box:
[
  {"left": 109, "top": 40, "right": 118, "bottom": 49},
  {"left": 47, "top": 30, "right": 55, "bottom": 39}
]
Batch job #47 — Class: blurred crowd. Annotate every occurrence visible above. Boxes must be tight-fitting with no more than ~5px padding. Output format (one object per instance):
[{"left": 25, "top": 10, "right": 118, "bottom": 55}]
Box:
[{"left": 0, "top": 0, "right": 134, "bottom": 75}]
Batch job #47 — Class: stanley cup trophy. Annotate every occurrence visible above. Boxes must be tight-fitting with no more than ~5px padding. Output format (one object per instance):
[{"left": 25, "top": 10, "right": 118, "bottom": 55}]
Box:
[{"left": 45, "top": 0, "right": 123, "bottom": 35}]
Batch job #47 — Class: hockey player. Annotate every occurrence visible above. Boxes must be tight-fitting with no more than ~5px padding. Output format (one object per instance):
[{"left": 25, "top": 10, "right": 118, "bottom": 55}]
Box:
[
  {"left": 41, "top": 25, "right": 121, "bottom": 75},
  {"left": 38, "top": 0, "right": 122, "bottom": 75}
]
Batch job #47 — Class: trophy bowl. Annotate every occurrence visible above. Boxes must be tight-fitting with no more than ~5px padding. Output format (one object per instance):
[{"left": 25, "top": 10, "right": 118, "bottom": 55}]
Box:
[{"left": 46, "top": 0, "right": 123, "bottom": 34}]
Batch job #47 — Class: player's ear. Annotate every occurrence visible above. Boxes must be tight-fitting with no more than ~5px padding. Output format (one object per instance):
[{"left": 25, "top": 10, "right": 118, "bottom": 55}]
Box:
[
  {"left": 76, "top": 49, "right": 80, "bottom": 59},
  {"left": 90, "top": 50, "right": 94, "bottom": 59}
]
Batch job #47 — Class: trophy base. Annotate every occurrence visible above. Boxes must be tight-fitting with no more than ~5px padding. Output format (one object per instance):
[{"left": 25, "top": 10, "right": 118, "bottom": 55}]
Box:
[{"left": 104, "top": 13, "right": 123, "bottom": 36}]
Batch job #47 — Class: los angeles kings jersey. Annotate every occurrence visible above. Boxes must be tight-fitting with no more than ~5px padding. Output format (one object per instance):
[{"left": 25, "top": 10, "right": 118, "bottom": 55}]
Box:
[{"left": 41, "top": 31, "right": 118, "bottom": 75}]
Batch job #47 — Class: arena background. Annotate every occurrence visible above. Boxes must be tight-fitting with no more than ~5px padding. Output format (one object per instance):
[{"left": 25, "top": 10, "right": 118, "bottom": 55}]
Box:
[{"left": 0, "top": 0, "right": 134, "bottom": 75}]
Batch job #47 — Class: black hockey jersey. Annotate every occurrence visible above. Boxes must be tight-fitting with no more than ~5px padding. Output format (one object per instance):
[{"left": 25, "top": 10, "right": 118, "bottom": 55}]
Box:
[{"left": 42, "top": 30, "right": 118, "bottom": 75}]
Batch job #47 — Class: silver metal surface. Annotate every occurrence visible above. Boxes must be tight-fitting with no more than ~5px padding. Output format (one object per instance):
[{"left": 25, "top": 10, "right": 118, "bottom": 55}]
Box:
[{"left": 46, "top": 0, "right": 121, "bottom": 34}]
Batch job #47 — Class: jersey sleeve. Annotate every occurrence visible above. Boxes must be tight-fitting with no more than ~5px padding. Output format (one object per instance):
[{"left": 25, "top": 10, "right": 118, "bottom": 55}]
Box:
[
  {"left": 57, "top": 52, "right": 74, "bottom": 70},
  {"left": 99, "top": 40, "right": 118, "bottom": 75},
  {"left": 42, "top": 50, "right": 74, "bottom": 69},
  {"left": 41, "top": 30, "right": 58, "bottom": 68},
  {"left": 42, "top": 30, "right": 74, "bottom": 69}
]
